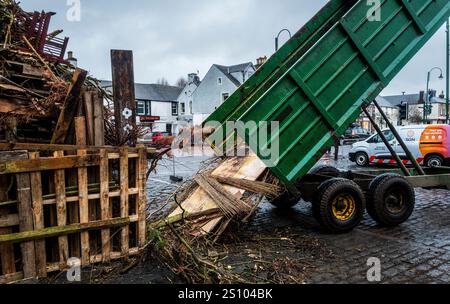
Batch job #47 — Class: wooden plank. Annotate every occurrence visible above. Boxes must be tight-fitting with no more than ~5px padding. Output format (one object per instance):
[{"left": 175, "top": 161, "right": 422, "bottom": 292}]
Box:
[
  {"left": 137, "top": 146, "right": 147, "bottom": 248},
  {"left": 119, "top": 147, "right": 129, "bottom": 259},
  {"left": 111, "top": 50, "right": 137, "bottom": 146},
  {"left": 83, "top": 91, "right": 95, "bottom": 146},
  {"left": 0, "top": 214, "right": 19, "bottom": 227},
  {"left": 0, "top": 217, "right": 130, "bottom": 244},
  {"left": 77, "top": 149, "right": 90, "bottom": 266},
  {"left": 51, "top": 69, "right": 88, "bottom": 144},
  {"left": 0, "top": 272, "right": 23, "bottom": 284},
  {"left": 0, "top": 143, "right": 155, "bottom": 154},
  {"left": 93, "top": 92, "right": 105, "bottom": 146},
  {"left": 0, "top": 174, "right": 16, "bottom": 275},
  {"left": 29, "top": 152, "right": 47, "bottom": 278},
  {"left": 99, "top": 149, "right": 110, "bottom": 262},
  {"left": 0, "top": 98, "right": 48, "bottom": 117},
  {"left": 16, "top": 169, "right": 37, "bottom": 279},
  {"left": 168, "top": 155, "right": 267, "bottom": 234},
  {"left": 0, "top": 154, "right": 100, "bottom": 175},
  {"left": 54, "top": 151, "right": 69, "bottom": 270}
]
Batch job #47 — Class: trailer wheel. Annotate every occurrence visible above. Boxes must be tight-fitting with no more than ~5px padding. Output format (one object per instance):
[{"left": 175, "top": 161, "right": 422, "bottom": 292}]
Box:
[
  {"left": 366, "top": 174, "right": 415, "bottom": 227},
  {"left": 270, "top": 191, "right": 301, "bottom": 209},
  {"left": 313, "top": 178, "right": 365, "bottom": 233}
]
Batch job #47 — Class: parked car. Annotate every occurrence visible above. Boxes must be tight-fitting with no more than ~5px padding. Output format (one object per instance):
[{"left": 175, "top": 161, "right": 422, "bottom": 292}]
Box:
[
  {"left": 342, "top": 125, "right": 371, "bottom": 145},
  {"left": 349, "top": 125, "right": 450, "bottom": 167},
  {"left": 151, "top": 132, "right": 175, "bottom": 148}
]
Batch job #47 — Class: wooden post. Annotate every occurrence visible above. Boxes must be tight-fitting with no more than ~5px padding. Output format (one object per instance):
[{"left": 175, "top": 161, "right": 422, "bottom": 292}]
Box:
[
  {"left": 111, "top": 50, "right": 137, "bottom": 146},
  {"left": 54, "top": 151, "right": 69, "bottom": 270},
  {"left": 77, "top": 148, "right": 90, "bottom": 266},
  {"left": 16, "top": 164, "right": 37, "bottom": 279},
  {"left": 99, "top": 150, "right": 110, "bottom": 262},
  {"left": 51, "top": 69, "right": 88, "bottom": 144},
  {"left": 93, "top": 92, "right": 105, "bottom": 146},
  {"left": 119, "top": 147, "right": 129, "bottom": 259},
  {"left": 29, "top": 152, "right": 47, "bottom": 278},
  {"left": 137, "top": 146, "right": 147, "bottom": 248},
  {"left": 82, "top": 91, "right": 95, "bottom": 146},
  {"left": 0, "top": 175, "right": 16, "bottom": 276}
]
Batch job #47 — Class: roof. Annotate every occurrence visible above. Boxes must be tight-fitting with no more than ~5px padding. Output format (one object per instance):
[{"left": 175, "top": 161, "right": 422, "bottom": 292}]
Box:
[
  {"left": 101, "top": 80, "right": 182, "bottom": 102},
  {"left": 374, "top": 96, "right": 397, "bottom": 108},
  {"left": 382, "top": 92, "right": 446, "bottom": 105},
  {"left": 213, "top": 62, "right": 254, "bottom": 87},
  {"left": 382, "top": 93, "right": 421, "bottom": 106}
]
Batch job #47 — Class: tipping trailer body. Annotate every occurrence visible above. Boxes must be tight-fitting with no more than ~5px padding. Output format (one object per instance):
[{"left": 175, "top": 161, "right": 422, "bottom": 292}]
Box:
[{"left": 204, "top": 0, "right": 450, "bottom": 192}]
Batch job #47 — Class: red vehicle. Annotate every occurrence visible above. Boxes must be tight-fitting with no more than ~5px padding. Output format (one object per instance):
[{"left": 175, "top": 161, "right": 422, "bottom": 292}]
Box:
[{"left": 151, "top": 132, "right": 174, "bottom": 148}]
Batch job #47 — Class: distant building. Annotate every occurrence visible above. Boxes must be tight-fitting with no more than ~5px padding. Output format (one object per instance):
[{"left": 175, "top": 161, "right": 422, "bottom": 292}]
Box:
[
  {"left": 384, "top": 90, "right": 448, "bottom": 125},
  {"left": 101, "top": 81, "right": 182, "bottom": 134},
  {"left": 357, "top": 96, "right": 400, "bottom": 132},
  {"left": 177, "top": 73, "right": 201, "bottom": 125},
  {"left": 192, "top": 62, "right": 256, "bottom": 126}
]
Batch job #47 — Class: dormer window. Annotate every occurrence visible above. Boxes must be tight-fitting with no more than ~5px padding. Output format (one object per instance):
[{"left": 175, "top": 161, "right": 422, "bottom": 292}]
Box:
[{"left": 218, "top": 77, "right": 222, "bottom": 85}]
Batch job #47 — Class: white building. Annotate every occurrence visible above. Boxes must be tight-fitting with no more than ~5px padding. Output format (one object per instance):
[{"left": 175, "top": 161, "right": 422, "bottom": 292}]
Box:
[
  {"left": 101, "top": 81, "right": 182, "bottom": 134},
  {"left": 177, "top": 73, "right": 201, "bottom": 126}
]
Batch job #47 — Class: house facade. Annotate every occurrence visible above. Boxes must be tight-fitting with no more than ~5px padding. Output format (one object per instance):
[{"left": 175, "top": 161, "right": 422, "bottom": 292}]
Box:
[
  {"left": 191, "top": 62, "right": 256, "bottom": 126},
  {"left": 177, "top": 73, "right": 201, "bottom": 125},
  {"left": 101, "top": 81, "right": 182, "bottom": 135}
]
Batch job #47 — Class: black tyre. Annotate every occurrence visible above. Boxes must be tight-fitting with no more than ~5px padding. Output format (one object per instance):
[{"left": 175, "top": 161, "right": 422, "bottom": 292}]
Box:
[
  {"left": 313, "top": 178, "right": 366, "bottom": 233},
  {"left": 309, "top": 165, "right": 340, "bottom": 176},
  {"left": 355, "top": 152, "right": 369, "bottom": 167},
  {"left": 425, "top": 154, "right": 444, "bottom": 168},
  {"left": 270, "top": 191, "right": 301, "bottom": 209},
  {"left": 366, "top": 174, "right": 415, "bottom": 227}
]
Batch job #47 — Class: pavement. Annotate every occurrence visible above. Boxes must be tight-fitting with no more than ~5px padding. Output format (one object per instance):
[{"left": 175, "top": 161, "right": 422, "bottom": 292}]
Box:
[{"left": 126, "top": 146, "right": 450, "bottom": 284}]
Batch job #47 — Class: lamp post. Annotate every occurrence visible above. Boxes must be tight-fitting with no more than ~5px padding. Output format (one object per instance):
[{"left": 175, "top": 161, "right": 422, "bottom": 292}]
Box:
[
  {"left": 424, "top": 67, "right": 444, "bottom": 124},
  {"left": 446, "top": 19, "right": 449, "bottom": 124},
  {"left": 275, "top": 29, "right": 292, "bottom": 52}
]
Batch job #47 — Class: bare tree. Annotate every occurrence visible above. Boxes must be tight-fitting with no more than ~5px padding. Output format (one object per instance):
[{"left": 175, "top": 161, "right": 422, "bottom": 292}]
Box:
[
  {"left": 156, "top": 77, "right": 169, "bottom": 86},
  {"left": 176, "top": 77, "right": 187, "bottom": 88},
  {"left": 409, "top": 108, "right": 423, "bottom": 124}
]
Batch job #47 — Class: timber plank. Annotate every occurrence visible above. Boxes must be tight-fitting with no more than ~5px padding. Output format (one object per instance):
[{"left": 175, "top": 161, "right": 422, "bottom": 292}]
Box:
[{"left": 54, "top": 151, "right": 69, "bottom": 270}]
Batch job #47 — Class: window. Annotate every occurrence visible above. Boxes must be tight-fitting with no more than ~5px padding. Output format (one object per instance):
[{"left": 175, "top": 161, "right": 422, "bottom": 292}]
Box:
[
  {"left": 180, "top": 103, "right": 186, "bottom": 115},
  {"left": 137, "top": 101, "right": 145, "bottom": 115},
  {"left": 222, "top": 93, "right": 229, "bottom": 102},
  {"left": 218, "top": 77, "right": 222, "bottom": 85},
  {"left": 145, "top": 101, "right": 151, "bottom": 116},
  {"left": 172, "top": 102, "right": 178, "bottom": 116},
  {"left": 166, "top": 124, "right": 172, "bottom": 134}
]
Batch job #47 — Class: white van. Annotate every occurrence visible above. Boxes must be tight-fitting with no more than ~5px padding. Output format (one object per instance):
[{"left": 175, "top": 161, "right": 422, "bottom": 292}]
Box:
[{"left": 349, "top": 125, "right": 450, "bottom": 167}]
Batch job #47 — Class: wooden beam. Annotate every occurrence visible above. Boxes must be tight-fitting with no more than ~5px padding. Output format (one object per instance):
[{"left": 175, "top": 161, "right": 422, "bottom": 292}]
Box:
[
  {"left": 82, "top": 91, "right": 95, "bottom": 146},
  {"left": 0, "top": 217, "right": 131, "bottom": 244},
  {"left": 111, "top": 50, "right": 137, "bottom": 146},
  {"left": 93, "top": 92, "right": 105, "bottom": 146},
  {"left": 0, "top": 154, "right": 100, "bottom": 175},
  {"left": 0, "top": 143, "right": 156, "bottom": 154},
  {"left": 51, "top": 69, "right": 88, "bottom": 144},
  {"left": 16, "top": 168, "right": 37, "bottom": 279}
]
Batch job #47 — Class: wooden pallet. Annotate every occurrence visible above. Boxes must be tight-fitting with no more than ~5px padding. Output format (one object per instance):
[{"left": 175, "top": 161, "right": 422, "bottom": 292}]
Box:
[{"left": 0, "top": 145, "right": 148, "bottom": 284}]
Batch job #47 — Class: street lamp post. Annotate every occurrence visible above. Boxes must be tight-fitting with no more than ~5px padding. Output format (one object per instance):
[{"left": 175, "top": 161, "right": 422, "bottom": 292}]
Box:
[
  {"left": 424, "top": 67, "right": 444, "bottom": 124},
  {"left": 446, "top": 19, "right": 449, "bottom": 124},
  {"left": 275, "top": 29, "right": 292, "bottom": 52}
]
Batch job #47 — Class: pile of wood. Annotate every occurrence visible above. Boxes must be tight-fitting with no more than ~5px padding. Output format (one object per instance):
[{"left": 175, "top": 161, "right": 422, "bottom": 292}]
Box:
[{"left": 0, "top": 1, "right": 107, "bottom": 145}]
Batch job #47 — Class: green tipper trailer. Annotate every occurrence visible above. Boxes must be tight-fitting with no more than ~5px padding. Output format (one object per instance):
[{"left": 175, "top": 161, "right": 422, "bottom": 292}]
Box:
[{"left": 204, "top": 0, "right": 450, "bottom": 233}]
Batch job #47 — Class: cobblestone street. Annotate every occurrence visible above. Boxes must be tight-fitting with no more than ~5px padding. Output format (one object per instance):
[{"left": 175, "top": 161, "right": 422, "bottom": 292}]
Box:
[{"left": 142, "top": 146, "right": 450, "bottom": 284}]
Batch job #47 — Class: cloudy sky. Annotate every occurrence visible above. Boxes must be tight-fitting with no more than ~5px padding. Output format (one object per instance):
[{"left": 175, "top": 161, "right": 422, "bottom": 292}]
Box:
[{"left": 20, "top": 0, "right": 449, "bottom": 96}]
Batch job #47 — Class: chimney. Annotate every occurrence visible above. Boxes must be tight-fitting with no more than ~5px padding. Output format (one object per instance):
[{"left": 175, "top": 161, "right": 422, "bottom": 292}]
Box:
[
  {"left": 66, "top": 51, "right": 78, "bottom": 67},
  {"left": 439, "top": 90, "right": 445, "bottom": 99},
  {"left": 255, "top": 56, "right": 267, "bottom": 69},
  {"left": 188, "top": 73, "right": 200, "bottom": 85},
  {"left": 419, "top": 91, "right": 425, "bottom": 104}
]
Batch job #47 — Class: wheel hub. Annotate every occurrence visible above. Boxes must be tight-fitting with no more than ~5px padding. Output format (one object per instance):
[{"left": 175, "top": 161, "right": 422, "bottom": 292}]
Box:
[
  {"left": 385, "top": 192, "right": 404, "bottom": 214},
  {"left": 332, "top": 194, "right": 356, "bottom": 221}
]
